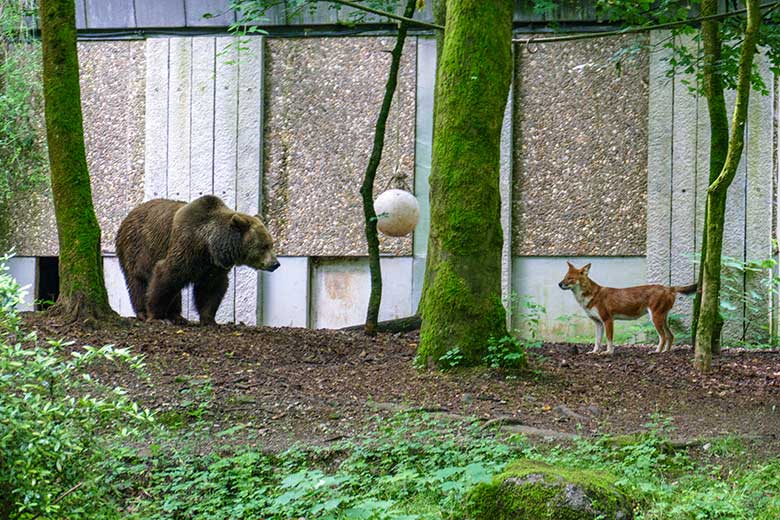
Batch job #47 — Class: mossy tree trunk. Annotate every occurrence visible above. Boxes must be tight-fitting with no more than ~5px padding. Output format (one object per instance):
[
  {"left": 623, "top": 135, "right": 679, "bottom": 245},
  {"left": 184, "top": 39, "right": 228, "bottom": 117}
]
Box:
[
  {"left": 361, "top": 0, "right": 416, "bottom": 335},
  {"left": 39, "top": 0, "right": 115, "bottom": 323},
  {"left": 694, "top": 0, "right": 760, "bottom": 372},
  {"left": 691, "top": 0, "right": 728, "bottom": 355},
  {"left": 416, "top": 0, "right": 512, "bottom": 367}
]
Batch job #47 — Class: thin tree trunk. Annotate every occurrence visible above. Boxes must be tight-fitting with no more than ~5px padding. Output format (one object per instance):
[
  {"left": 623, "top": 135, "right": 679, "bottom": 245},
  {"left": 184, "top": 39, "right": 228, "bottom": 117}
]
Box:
[
  {"left": 361, "top": 0, "right": 416, "bottom": 336},
  {"left": 39, "top": 0, "right": 115, "bottom": 323},
  {"left": 691, "top": 0, "right": 728, "bottom": 354},
  {"left": 416, "top": 0, "right": 512, "bottom": 367},
  {"left": 695, "top": 0, "right": 760, "bottom": 371}
]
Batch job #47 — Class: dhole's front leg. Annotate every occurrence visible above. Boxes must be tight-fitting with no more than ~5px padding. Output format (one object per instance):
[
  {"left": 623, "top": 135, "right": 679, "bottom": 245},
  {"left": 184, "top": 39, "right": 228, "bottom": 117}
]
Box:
[
  {"left": 590, "top": 319, "right": 604, "bottom": 354},
  {"left": 604, "top": 318, "right": 615, "bottom": 354}
]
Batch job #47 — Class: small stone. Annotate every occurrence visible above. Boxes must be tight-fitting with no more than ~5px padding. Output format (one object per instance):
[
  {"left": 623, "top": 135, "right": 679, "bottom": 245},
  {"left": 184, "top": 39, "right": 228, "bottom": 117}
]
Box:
[{"left": 586, "top": 405, "right": 602, "bottom": 417}]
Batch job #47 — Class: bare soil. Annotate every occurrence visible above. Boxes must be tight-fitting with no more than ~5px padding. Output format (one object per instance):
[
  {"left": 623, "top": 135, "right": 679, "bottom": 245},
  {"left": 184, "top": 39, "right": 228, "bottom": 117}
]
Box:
[{"left": 23, "top": 313, "right": 780, "bottom": 452}]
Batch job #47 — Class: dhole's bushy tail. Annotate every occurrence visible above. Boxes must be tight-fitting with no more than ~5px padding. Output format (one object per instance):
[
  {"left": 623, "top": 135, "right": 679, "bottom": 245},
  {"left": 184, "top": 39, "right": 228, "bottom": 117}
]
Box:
[{"left": 673, "top": 284, "right": 699, "bottom": 295}]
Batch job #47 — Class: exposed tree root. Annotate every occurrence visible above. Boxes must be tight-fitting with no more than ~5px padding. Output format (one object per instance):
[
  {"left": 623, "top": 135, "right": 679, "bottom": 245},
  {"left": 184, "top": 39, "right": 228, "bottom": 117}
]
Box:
[
  {"left": 47, "top": 292, "right": 118, "bottom": 328},
  {"left": 341, "top": 315, "right": 421, "bottom": 333}
]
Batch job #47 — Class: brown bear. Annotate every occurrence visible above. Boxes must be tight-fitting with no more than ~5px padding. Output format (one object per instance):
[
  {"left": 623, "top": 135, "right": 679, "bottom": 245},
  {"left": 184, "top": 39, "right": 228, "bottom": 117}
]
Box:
[{"left": 116, "top": 195, "right": 279, "bottom": 325}]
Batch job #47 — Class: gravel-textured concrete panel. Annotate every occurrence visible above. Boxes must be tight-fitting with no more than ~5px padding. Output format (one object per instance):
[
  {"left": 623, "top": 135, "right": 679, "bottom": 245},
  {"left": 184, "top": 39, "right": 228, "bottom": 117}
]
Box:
[
  {"left": 513, "top": 35, "right": 649, "bottom": 256},
  {"left": 81, "top": 41, "right": 146, "bottom": 253},
  {"left": 4, "top": 41, "right": 145, "bottom": 257},
  {"left": 264, "top": 37, "right": 415, "bottom": 257},
  {"left": 646, "top": 30, "right": 673, "bottom": 285}
]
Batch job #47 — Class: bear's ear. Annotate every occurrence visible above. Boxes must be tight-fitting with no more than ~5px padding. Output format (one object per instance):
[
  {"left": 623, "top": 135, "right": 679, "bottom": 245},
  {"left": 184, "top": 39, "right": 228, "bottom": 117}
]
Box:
[{"left": 230, "top": 213, "right": 252, "bottom": 232}]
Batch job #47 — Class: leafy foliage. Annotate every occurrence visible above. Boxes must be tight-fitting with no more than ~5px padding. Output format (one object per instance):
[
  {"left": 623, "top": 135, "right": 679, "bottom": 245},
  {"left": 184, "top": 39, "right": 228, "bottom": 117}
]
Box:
[
  {"left": 227, "top": 0, "right": 409, "bottom": 29},
  {"left": 0, "top": 256, "right": 154, "bottom": 519},
  {"left": 126, "top": 414, "right": 513, "bottom": 519},
  {"left": 437, "top": 346, "right": 464, "bottom": 370},
  {"left": 111, "top": 411, "right": 780, "bottom": 519},
  {"left": 717, "top": 254, "right": 779, "bottom": 347},
  {"left": 484, "top": 335, "right": 528, "bottom": 369},
  {"left": 533, "top": 0, "right": 780, "bottom": 95},
  {"left": 0, "top": 0, "right": 47, "bottom": 204}
]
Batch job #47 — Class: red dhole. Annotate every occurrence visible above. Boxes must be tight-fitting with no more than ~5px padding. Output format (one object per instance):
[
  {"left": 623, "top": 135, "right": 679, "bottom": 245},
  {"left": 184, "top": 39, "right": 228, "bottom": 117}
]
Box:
[{"left": 559, "top": 262, "right": 697, "bottom": 354}]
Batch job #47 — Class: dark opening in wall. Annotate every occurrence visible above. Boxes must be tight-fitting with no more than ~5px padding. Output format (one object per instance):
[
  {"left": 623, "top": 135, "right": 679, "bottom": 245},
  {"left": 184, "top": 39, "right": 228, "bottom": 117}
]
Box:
[{"left": 36, "top": 257, "right": 59, "bottom": 310}]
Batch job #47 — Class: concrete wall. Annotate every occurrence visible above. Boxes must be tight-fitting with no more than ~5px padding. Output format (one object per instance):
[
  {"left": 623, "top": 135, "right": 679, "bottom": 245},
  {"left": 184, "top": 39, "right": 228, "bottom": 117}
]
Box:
[
  {"left": 3, "top": 31, "right": 779, "bottom": 342},
  {"left": 1, "top": 41, "right": 145, "bottom": 257},
  {"left": 513, "top": 34, "right": 649, "bottom": 257},
  {"left": 647, "top": 32, "right": 776, "bottom": 340}
]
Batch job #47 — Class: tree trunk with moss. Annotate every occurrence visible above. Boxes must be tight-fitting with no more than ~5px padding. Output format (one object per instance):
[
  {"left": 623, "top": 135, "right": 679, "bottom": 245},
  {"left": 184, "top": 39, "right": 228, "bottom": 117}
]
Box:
[
  {"left": 690, "top": 0, "right": 728, "bottom": 355},
  {"left": 39, "top": 0, "right": 115, "bottom": 323},
  {"left": 361, "top": 0, "right": 416, "bottom": 335},
  {"left": 416, "top": 0, "right": 512, "bottom": 368},
  {"left": 694, "top": 0, "right": 760, "bottom": 372}
]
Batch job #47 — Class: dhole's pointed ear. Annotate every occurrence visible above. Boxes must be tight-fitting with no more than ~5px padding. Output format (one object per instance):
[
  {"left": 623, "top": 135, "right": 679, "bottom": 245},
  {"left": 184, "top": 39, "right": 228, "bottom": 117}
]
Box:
[
  {"left": 566, "top": 261, "right": 575, "bottom": 269},
  {"left": 230, "top": 213, "right": 252, "bottom": 232},
  {"left": 582, "top": 263, "right": 591, "bottom": 274}
]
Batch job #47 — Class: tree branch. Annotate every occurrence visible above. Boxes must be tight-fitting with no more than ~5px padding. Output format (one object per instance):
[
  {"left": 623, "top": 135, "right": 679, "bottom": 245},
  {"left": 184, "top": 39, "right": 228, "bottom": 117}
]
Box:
[
  {"left": 318, "top": 0, "right": 443, "bottom": 31},
  {"left": 513, "top": 1, "right": 778, "bottom": 45}
]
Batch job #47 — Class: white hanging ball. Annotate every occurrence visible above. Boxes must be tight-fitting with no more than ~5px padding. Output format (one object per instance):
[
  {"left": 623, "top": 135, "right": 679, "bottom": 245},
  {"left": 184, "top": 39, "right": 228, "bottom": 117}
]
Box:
[{"left": 374, "top": 189, "right": 420, "bottom": 237}]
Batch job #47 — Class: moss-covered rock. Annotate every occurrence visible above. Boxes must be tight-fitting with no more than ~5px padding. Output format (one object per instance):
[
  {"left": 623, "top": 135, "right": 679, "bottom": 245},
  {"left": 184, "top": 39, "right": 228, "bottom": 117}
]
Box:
[{"left": 465, "top": 459, "right": 634, "bottom": 520}]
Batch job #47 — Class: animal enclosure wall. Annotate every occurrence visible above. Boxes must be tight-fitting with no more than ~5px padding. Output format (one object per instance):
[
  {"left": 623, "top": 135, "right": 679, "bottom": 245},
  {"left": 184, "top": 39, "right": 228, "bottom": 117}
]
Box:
[{"left": 3, "top": 30, "right": 778, "bottom": 343}]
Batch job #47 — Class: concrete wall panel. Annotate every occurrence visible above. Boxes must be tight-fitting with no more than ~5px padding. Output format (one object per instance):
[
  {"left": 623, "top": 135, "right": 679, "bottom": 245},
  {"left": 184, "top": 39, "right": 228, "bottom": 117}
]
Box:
[
  {"left": 262, "top": 256, "right": 309, "bottom": 327},
  {"left": 646, "top": 30, "right": 674, "bottom": 285},
  {"left": 513, "top": 34, "right": 649, "bottom": 256},
  {"left": 669, "top": 34, "right": 699, "bottom": 323},
  {"left": 412, "top": 37, "right": 436, "bottom": 313},
  {"left": 6, "top": 257, "right": 36, "bottom": 312},
  {"left": 263, "top": 37, "right": 415, "bottom": 257},
  {"left": 235, "top": 37, "right": 264, "bottom": 325},
  {"left": 190, "top": 37, "right": 216, "bottom": 199},
  {"left": 145, "top": 38, "right": 169, "bottom": 201},
  {"left": 311, "top": 257, "right": 413, "bottom": 329},
  {"left": 104, "top": 256, "right": 134, "bottom": 317}
]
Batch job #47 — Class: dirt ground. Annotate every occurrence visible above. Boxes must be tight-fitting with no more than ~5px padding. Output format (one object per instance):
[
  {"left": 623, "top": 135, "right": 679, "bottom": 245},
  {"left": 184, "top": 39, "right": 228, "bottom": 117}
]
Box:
[{"left": 23, "top": 313, "right": 780, "bottom": 452}]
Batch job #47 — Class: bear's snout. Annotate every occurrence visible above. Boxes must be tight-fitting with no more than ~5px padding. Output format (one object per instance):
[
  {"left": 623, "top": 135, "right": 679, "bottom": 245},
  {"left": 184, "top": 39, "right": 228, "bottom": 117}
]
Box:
[{"left": 268, "top": 260, "right": 281, "bottom": 272}]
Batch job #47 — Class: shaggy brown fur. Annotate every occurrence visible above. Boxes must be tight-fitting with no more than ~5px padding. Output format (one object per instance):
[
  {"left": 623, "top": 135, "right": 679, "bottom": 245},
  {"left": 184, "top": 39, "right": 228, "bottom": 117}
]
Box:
[
  {"left": 116, "top": 195, "right": 279, "bottom": 325},
  {"left": 559, "top": 262, "right": 697, "bottom": 354}
]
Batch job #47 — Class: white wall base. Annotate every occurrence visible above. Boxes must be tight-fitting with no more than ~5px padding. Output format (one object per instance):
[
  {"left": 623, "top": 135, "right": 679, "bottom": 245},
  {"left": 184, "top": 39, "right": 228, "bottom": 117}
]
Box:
[{"left": 6, "top": 256, "right": 36, "bottom": 312}]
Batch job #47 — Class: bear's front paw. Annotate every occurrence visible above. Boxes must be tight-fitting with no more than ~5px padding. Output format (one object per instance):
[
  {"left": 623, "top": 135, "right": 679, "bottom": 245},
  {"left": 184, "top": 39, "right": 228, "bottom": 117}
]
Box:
[
  {"left": 167, "top": 314, "right": 188, "bottom": 325},
  {"left": 199, "top": 317, "right": 218, "bottom": 327}
]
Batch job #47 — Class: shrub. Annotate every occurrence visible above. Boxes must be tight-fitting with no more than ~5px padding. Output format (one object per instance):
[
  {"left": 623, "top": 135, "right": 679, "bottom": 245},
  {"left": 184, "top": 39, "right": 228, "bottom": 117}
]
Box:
[
  {"left": 0, "top": 256, "right": 154, "bottom": 519},
  {"left": 484, "top": 335, "right": 527, "bottom": 370}
]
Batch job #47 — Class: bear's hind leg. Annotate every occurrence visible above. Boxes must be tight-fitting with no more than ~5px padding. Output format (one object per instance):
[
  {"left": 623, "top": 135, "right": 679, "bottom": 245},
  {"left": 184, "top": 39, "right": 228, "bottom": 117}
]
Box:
[
  {"left": 126, "top": 276, "right": 149, "bottom": 320},
  {"left": 165, "top": 291, "right": 187, "bottom": 325},
  {"left": 147, "top": 260, "right": 188, "bottom": 323},
  {"left": 194, "top": 272, "right": 230, "bottom": 326}
]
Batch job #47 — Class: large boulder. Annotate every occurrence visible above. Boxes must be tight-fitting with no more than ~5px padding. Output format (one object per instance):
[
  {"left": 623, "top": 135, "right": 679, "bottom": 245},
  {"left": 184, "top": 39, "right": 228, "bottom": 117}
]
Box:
[{"left": 465, "top": 459, "right": 633, "bottom": 520}]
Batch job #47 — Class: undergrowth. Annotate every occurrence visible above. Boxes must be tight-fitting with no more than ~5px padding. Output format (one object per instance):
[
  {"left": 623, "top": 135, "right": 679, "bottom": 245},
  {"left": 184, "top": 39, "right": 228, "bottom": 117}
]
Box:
[
  {"left": 3, "top": 257, "right": 780, "bottom": 519},
  {"left": 115, "top": 413, "right": 780, "bottom": 520}
]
